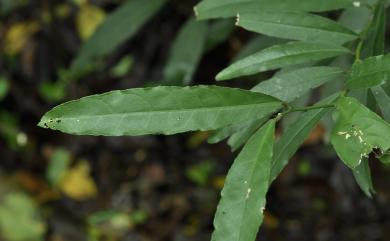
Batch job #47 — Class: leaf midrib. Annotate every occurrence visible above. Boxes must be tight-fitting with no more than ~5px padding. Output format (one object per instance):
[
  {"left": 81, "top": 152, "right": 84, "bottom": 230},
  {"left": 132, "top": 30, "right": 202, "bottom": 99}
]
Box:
[{"left": 45, "top": 101, "right": 281, "bottom": 121}]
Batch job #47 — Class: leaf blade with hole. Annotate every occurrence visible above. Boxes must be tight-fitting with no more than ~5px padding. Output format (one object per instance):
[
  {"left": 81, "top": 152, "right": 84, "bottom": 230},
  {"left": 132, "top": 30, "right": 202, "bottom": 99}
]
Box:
[
  {"left": 331, "top": 96, "right": 390, "bottom": 168},
  {"left": 38, "top": 86, "right": 282, "bottom": 136}
]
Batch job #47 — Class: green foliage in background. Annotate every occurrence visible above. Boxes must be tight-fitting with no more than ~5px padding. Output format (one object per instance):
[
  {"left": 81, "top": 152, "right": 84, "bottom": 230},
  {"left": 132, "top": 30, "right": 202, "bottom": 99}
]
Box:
[{"left": 38, "top": 0, "right": 390, "bottom": 240}]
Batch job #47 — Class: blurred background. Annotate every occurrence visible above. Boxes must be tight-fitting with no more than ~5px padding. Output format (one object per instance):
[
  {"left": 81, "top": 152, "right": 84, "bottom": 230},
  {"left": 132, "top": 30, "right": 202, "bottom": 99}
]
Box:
[{"left": 0, "top": 0, "right": 389, "bottom": 241}]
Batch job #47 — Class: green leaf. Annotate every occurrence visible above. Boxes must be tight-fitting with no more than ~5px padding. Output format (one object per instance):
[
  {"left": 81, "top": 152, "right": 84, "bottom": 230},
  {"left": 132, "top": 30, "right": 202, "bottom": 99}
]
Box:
[
  {"left": 252, "top": 66, "right": 344, "bottom": 102},
  {"left": 331, "top": 96, "right": 390, "bottom": 168},
  {"left": 361, "top": 1, "right": 386, "bottom": 58},
  {"left": 195, "top": 0, "right": 364, "bottom": 20},
  {"left": 46, "top": 148, "right": 72, "bottom": 187},
  {"left": 186, "top": 161, "right": 215, "bottom": 186},
  {"left": 0, "top": 192, "right": 46, "bottom": 241},
  {"left": 270, "top": 94, "right": 338, "bottom": 181},
  {"left": 71, "top": 0, "right": 167, "bottom": 75},
  {"left": 39, "top": 81, "right": 67, "bottom": 102},
  {"left": 233, "top": 36, "right": 286, "bottom": 62},
  {"left": 211, "top": 119, "right": 275, "bottom": 241},
  {"left": 346, "top": 54, "right": 390, "bottom": 89},
  {"left": 0, "top": 77, "right": 9, "bottom": 101},
  {"left": 371, "top": 86, "right": 390, "bottom": 122},
  {"left": 352, "top": 158, "right": 375, "bottom": 197},
  {"left": 163, "top": 18, "right": 207, "bottom": 85},
  {"left": 38, "top": 86, "right": 282, "bottom": 136},
  {"left": 237, "top": 11, "right": 357, "bottom": 45},
  {"left": 227, "top": 117, "right": 268, "bottom": 151},
  {"left": 205, "top": 19, "right": 235, "bottom": 51},
  {"left": 110, "top": 55, "right": 134, "bottom": 77},
  {"left": 216, "top": 42, "right": 350, "bottom": 80},
  {"left": 379, "top": 154, "right": 390, "bottom": 163},
  {"left": 338, "top": 5, "right": 372, "bottom": 33},
  {"left": 208, "top": 118, "right": 262, "bottom": 144}
]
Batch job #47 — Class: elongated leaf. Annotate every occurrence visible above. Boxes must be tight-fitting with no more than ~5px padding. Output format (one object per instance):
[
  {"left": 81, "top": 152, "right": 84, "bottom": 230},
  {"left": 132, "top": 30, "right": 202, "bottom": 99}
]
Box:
[
  {"left": 371, "top": 86, "right": 390, "bottom": 122},
  {"left": 361, "top": 1, "right": 386, "bottom": 58},
  {"left": 270, "top": 94, "right": 338, "bottom": 181},
  {"left": 38, "top": 86, "right": 282, "bottom": 136},
  {"left": 71, "top": 0, "right": 167, "bottom": 74},
  {"left": 211, "top": 119, "right": 275, "bottom": 241},
  {"left": 233, "top": 36, "right": 286, "bottom": 62},
  {"left": 365, "top": 1, "right": 388, "bottom": 111},
  {"left": 163, "top": 18, "right": 207, "bottom": 85},
  {"left": 252, "top": 66, "right": 344, "bottom": 102},
  {"left": 227, "top": 117, "right": 268, "bottom": 151},
  {"left": 331, "top": 96, "right": 390, "bottom": 168},
  {"left": 338, "top": 5, "right": 372, "bottom": 33},
  {"left": 237, "top": 11, "right": 357, "bottom": 44},
  {"left": 216, "top": 42, "right": 350, "bottom": 80},
  {"left": 195, "top": 0, "right": 364, "bottom": 20},
  {"left": 346, "top": 54, "right": 390, "bottom": 89},
  {"left": 352, "top": 158, "right": 375, "bottom": 197}
]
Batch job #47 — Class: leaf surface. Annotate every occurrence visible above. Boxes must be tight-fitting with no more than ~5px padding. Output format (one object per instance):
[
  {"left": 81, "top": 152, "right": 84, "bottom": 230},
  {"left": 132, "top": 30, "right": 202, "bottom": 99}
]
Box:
[
  {"left": 71, "top": 0, "right": 167, "bottom": 74},
  {"left": 211, "top": 119, "right": 275, "bottom": 241},
  {"left": 216, "top": 42, "right": 350, "bottom": 80},
  {"left": 361, "top": 1, "right": 386, "bottom": 58},
  {"left": 352, "top": 158, "right": 375, "bottom": 197},
  {"left": 195, "top": 0, "right": 364, "bottom": 20},
  {"left": 331, "top": 96, "right": 390, "bottom": 168},
  {"left": 270, "top": 94, "right": 338, "bottom": 181},
  {"left": 371, "top": 86, "right": 390, "bottom": 122},
  {"left": 252, "top": 66, "right": 344, "bottom": 102},
  {"left": 163, "top": 18, "right": 207, "bottom": 85},
  {"left": 227, "top": 117, "right": 268, "bottom": 151},
  {"left": 205, "top": 19, "right": 235, "bottom": 51},
  {"left": 208, "top": 118, "right": 261, "bottom": 144},
  {"left": 38, "top": 86, "right": 282, "bottom": 136},
  {"left": 237, "top": 11, "right": 357, "bottom": 44},
  {"left": 346, "top": 54, "right": 390, "bottom": 89}
]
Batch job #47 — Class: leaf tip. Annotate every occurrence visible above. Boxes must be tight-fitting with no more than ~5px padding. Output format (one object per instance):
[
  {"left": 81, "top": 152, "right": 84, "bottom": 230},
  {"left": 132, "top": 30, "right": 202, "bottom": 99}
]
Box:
[
  {"left": 37, "top": 117, "right": 49, "bottom": 129},
  {"left": 215, "top": 70, "right": 229, "bottom": 81}
]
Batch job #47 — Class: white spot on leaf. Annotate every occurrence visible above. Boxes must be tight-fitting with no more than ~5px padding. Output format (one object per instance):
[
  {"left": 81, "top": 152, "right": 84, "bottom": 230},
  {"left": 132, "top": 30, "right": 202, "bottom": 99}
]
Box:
[
  {"left": 235, "top": 13, "right": 240, "bottom": 26},
  {"left": 246, "top": 188, "right": 251, "bottom": 199}
]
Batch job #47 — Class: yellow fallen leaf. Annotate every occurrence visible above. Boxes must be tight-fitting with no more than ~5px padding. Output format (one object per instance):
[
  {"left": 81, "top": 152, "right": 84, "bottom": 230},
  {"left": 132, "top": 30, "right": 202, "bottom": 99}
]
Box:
[
  {"left": 4, "top": 21, "right": 39, "bottom": 55},
  {"left": 76, "top": 4, "right": 105, "bottom": 41},
  {"left": 59, "top": 161, "right": 97, "bottom": 201}
]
